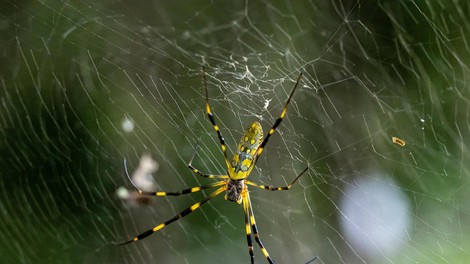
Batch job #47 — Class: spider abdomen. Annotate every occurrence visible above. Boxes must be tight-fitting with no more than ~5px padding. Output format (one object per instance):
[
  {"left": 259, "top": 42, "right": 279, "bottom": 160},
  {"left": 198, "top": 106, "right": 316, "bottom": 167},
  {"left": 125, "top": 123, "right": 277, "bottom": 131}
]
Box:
[{"left": 229, "top": 122, "right": 263, "bottom": 180}]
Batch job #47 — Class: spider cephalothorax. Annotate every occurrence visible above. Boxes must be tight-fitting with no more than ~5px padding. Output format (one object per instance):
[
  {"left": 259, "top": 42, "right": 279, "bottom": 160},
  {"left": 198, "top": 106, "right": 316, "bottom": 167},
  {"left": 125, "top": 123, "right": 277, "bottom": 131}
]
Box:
[{"left": 225, "top": 179, "right": 245, "bottom": 203}]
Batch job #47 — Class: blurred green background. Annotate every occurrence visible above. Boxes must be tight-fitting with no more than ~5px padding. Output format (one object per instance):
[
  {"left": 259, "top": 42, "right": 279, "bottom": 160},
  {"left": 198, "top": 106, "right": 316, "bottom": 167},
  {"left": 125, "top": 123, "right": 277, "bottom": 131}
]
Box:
[{"left": 1, "top": 0, "right": 470, "bottom": 263}]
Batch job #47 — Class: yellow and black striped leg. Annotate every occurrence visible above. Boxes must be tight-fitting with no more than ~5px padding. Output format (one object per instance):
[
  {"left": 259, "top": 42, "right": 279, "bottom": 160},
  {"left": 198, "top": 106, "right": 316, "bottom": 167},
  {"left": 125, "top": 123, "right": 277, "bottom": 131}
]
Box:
[
  {"left": 116, "top": 187, "right": 226, "bottom": 245},
  {"left": 202, "top": 66, "right": 231, "bottom": 170},
  {"left": 139, "top": 181, "right": 226, "bottom": 197},
  {"left": 246, "top": 191, "right": 274, "bottom": 264},
  {"left": 187, "top": 142, "right": 228, "bottom": 179},
  {"left": 242, "top": 191, "right": 255, "bottom": 264},
  {"left": 255, "top": 72, "right": 303, "bottom": 160},
  {"left": 246, "top": 167, "right": 308, "bottom": 191}
]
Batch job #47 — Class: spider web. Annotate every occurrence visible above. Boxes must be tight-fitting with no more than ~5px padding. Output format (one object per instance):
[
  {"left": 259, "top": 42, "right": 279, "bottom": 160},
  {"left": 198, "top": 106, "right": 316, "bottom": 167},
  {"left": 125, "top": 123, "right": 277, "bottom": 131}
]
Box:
[{"left": 1, "top": 0, "right": 470, "bottom": 263}]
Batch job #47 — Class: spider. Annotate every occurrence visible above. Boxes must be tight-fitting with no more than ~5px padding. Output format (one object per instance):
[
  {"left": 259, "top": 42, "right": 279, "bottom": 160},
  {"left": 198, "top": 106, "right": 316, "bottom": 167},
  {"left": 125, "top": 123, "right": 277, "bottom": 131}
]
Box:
[{"left": 117, "top": 67, "right": 311, "bottom": 264}]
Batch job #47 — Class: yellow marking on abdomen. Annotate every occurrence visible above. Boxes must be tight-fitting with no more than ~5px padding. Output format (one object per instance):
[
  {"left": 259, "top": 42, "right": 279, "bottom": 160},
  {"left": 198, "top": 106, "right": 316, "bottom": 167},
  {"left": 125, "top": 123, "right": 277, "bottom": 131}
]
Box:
[{"left": 242, "top": 159, "right": 252, "bottom": 168}]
